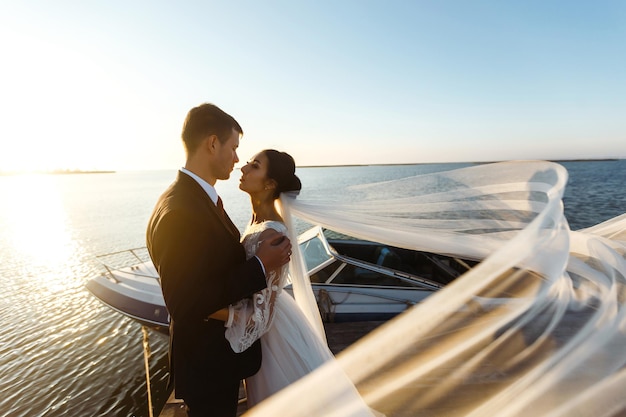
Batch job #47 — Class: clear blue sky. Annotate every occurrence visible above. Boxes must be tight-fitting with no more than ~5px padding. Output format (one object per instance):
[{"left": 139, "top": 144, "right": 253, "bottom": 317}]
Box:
[{"left": 1, "top": 1, "right": 624, "bottom": 171}]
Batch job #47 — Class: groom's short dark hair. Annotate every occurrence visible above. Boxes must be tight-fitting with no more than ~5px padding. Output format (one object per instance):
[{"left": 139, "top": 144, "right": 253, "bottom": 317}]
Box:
[{"left": 181, "top": 103, "right": 243, "bottom": 154}]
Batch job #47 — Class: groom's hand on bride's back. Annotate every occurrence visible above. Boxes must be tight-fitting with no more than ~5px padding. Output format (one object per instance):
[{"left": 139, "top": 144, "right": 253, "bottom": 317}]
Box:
[{"left": 255, "top": 229, "right": 292, "bottom": 272}]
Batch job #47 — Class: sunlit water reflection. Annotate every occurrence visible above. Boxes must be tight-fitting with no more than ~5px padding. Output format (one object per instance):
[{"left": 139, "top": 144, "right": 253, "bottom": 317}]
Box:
[{"left": 0, "top": 172, "right": 172, "bottom": 417}]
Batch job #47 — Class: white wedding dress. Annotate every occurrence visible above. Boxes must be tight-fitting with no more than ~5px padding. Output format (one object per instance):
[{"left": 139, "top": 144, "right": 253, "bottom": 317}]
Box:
[{"left": 224, "top": 221, "right": 334, "bottom": 406}]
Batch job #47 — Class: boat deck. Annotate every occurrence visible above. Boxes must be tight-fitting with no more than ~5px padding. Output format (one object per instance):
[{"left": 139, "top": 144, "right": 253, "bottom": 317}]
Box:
[{"left": 158, "top": 320, "right": 385, "bottom": 417}]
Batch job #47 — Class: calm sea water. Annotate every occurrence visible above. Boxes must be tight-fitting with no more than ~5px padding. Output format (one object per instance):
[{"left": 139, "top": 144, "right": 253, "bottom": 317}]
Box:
[{"left": 0, "top": 160, "right": 624, "bottom": 417}]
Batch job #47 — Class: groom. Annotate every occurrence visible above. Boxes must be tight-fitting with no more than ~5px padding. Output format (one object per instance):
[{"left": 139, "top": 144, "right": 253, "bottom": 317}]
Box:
[{"left": 146, "top": 103, "right": 292, "bottom": 417}]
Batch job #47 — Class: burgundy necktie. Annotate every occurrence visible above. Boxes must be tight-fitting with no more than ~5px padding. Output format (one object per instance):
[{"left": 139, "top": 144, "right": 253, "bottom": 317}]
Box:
[
  {"left": 216, "top": 196, "right": 239, "bottom": 237},
  {"left": 216, "top": 196, "right": 225, "bottom": 219}
]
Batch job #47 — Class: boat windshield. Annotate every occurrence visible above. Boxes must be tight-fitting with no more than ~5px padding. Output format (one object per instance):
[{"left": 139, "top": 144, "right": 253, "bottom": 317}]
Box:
[
  {"left": 298, "top": 227, "right": 334, "bottom": 272},
  {"left": 297, "top": 227, "right": 447, "bottom": 289}
]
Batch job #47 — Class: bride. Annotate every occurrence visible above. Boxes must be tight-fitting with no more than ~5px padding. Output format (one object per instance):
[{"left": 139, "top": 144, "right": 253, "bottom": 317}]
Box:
[{"left": 218, "top": 149, "right": 376, "bottom": 414}]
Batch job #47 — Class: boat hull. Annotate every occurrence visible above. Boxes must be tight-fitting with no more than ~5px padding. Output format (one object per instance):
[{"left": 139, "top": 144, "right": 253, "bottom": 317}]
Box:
[
  {"left": 86, "top": 273, "right": 170, "bottom": 334},
  {"left": 87, "top": 265, "right": 433, "bottom": 334}
]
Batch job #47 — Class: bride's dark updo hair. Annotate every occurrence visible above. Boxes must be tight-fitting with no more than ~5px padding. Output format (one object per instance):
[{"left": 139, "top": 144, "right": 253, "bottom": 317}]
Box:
[{"left": 263, "top": 149, "right": 302, "bottom": 200}]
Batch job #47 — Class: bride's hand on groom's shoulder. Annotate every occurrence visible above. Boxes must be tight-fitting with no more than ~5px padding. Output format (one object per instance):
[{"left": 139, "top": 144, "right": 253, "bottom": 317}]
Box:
[{"left": 256, "top": 230, "right": 292, "bottom": 272}]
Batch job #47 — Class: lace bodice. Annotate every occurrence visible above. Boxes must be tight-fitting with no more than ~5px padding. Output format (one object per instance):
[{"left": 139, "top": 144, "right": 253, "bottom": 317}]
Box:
[{"left": 225, "top": 221, "right": 289, "bottom": 353}]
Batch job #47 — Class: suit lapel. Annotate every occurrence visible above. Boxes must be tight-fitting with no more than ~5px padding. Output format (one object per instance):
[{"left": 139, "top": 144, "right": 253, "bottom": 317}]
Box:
[
  {"left": 212, "top": 199, "right": 240, "bottom": 238},
  {"left": 176, "top": 172, "right": 240, "bottom": 239},
  {"left": 222, "top": 211, "right": 241, "bottom": 238}
]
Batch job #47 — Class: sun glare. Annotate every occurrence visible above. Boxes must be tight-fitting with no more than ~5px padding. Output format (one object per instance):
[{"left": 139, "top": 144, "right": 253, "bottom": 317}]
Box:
[{"left": 2, "top": 175, "right": 78, "bottom": 293}]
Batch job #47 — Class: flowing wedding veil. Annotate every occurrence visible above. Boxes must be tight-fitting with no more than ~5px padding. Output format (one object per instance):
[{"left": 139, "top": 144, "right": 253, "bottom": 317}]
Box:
[{"left": 251, "top": 161, "right": 626, "bottom": 417}]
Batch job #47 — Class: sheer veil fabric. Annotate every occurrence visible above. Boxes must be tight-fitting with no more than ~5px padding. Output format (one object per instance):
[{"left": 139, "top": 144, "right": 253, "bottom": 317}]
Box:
[{"left": 244, "top": 161, "right": 626, "bottom": 417}]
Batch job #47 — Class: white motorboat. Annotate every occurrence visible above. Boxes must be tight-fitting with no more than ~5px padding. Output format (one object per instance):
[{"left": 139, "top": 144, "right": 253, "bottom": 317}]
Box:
[{"left": 86, "top": 226, "right": 474, "bottom": 333}]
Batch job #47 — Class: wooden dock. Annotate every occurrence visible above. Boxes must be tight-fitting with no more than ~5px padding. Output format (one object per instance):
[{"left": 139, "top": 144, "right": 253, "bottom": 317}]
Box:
[{"left": 158, "top": 321, "right": 385, "bottom": 417}]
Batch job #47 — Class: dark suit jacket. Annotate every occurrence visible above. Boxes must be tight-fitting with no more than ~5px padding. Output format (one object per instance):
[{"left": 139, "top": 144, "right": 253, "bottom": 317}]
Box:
[{"left": 146, "top": 171, "right": 267, "bottom": 399}]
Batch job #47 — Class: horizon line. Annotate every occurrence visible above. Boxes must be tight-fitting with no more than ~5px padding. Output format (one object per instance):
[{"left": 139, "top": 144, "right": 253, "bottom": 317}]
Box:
[{"left": 1, "top": 157, "right": 622, "bottom": 175}]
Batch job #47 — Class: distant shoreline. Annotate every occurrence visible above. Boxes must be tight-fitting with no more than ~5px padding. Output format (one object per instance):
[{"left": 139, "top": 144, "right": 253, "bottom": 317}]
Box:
[{"left": 0, "top": 169, "right": 116, "bottom": 176}]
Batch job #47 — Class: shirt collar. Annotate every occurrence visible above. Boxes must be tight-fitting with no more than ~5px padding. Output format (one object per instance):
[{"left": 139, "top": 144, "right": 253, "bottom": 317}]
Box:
[{"left": 180, "top": 167, "right": 219, "bottom": 205}]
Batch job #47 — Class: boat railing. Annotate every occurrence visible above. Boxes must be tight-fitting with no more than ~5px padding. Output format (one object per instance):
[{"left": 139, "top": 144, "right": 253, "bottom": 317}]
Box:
[
  {"left": 96, "top": 247, "right": 152, "bottom": 279},
  {"left": 312, "top": 285, "right": 425, "bottom": 304}
]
